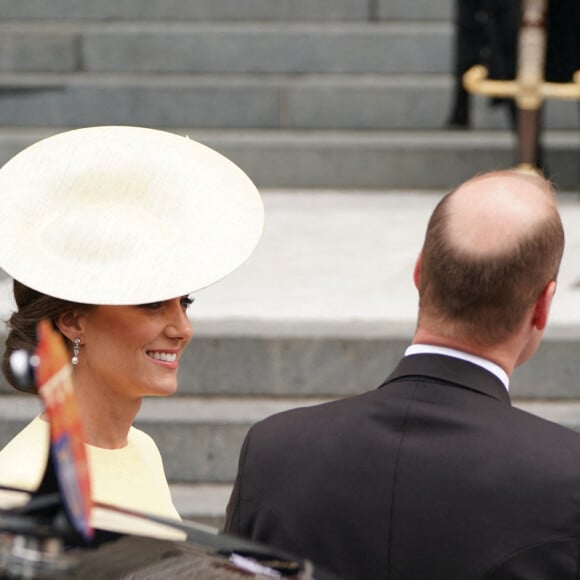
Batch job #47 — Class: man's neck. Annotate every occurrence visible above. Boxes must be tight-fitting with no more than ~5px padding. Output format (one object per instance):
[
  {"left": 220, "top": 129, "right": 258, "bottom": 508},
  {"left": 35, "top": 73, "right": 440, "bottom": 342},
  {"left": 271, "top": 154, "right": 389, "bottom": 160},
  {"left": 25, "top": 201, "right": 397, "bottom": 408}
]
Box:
[
  {"left": 406, "top": 343, "right": 510, "bottom": 390},
  {"left": 412, "top": 329, "right": 517, "bottom": 377}
]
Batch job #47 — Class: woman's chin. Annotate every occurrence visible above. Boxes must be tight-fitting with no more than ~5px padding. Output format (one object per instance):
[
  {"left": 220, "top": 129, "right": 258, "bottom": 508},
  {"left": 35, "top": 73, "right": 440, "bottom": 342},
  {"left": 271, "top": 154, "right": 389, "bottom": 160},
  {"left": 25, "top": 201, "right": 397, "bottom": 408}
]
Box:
[{"left": 145, "top": 383, "right": 178, "bottom": 397}]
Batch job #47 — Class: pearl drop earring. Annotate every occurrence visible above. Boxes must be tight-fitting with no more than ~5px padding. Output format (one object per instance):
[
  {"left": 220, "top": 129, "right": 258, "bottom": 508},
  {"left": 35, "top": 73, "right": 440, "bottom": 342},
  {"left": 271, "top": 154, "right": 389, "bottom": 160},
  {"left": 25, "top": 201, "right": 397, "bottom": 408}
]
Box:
[{"left": 72, "top": 338, "right": 81, "bottom": 365}]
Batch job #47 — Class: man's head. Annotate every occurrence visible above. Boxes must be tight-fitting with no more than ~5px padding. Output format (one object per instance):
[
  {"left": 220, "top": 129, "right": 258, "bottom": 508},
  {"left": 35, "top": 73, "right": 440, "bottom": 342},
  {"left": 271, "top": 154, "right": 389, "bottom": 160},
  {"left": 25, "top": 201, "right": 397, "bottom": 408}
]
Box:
[{"left": 414, "top": 170, "right": 564, "bottom": 364}]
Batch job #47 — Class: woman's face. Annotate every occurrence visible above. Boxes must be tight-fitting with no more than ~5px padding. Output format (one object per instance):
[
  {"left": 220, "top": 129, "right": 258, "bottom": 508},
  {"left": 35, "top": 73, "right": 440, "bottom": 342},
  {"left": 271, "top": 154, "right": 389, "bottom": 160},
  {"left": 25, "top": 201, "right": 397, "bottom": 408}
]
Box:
[{"left": 77, "top": 296, "right": 194, "bottom": 399}]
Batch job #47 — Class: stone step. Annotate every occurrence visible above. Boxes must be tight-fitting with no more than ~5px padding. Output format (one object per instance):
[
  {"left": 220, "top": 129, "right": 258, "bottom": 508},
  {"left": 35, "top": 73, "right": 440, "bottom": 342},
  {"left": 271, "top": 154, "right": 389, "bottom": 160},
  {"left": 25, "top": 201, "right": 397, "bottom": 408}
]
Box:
[
  {"left": 170, "top": 483, "right": 231, "bottom": 530},
  {"left": 0, "top": 396, "right": 330, "bottom": 484},
  {"left": 132, "top": 129, "right": 580, "bottom": 190},
  {"left": 0, "top": 0, "right": 452, "bottom": 22},
  {"left": 1, "top": 330, "right": 579, "bottom": 400},
  {"left": 0, "top": 73, "right": 577, "bottom": 131},
  {"left": 0, "top": 128, "right": 578, "bottom": 190},
  {"left": 2, "top": 396, "right": 580, "bottom": 488},
  {"left": 0, "top": 21, "right": 453, "bottom": 74},
  {"left": 167, "top": 335, "right": 580, "bottom": 401}
]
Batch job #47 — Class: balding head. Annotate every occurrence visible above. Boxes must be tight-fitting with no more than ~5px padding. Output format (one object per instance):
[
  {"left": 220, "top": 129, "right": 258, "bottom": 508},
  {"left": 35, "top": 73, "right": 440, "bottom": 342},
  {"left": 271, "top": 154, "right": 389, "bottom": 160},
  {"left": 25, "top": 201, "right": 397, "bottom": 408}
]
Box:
[
  {"left": 447, "top": 171, "right": 558, "bottom": 256},
  {"left": 417, "top": 170, "right": 564, "bottom": 346}
]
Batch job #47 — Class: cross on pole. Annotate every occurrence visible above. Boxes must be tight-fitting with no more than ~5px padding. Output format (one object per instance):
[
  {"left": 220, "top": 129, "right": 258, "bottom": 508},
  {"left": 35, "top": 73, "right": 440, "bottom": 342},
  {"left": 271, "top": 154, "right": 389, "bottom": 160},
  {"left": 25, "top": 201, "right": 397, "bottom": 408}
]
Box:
[{"left": 463, "top": 0, "right": 580, "bottom": 172}]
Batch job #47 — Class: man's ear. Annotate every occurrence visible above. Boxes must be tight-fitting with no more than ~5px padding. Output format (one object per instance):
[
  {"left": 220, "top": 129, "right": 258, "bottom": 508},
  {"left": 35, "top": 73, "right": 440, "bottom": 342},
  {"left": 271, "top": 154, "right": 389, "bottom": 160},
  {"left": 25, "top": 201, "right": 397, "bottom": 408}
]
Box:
[
  {"left": 55, "top": 310, "right": 85, "bottom": 343},
  {"left": 413, "top": 253, "right": 422, "bottom": 290},
  {"left": 532, "top": 280, "right": 557, "bottom": 331}
]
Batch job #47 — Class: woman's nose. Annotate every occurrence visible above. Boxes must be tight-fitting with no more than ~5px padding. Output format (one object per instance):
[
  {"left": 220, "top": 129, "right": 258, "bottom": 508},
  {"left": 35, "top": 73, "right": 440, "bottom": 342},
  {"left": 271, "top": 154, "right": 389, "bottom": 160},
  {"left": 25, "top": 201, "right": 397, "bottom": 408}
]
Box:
[{"left": 165, "top": 300, "right": 194, "bottom": 342}]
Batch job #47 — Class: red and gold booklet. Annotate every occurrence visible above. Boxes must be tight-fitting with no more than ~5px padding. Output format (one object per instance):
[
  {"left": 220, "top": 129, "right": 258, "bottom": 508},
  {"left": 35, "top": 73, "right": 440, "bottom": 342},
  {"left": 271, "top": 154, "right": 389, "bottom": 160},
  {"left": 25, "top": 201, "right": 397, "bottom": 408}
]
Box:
[{"left": 35, "top": 319, "right": 93, "bottom": 541}]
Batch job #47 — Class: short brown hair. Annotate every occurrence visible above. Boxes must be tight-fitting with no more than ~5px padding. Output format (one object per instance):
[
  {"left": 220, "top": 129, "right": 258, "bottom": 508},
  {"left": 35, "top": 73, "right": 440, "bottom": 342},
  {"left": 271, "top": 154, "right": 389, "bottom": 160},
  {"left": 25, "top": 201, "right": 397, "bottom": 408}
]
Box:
[
  {"left": 1, "top": 280, "right": 93, "bottom": 393},
  {"left": 418, "top": 179, "right": 564, "bottom": 345}
]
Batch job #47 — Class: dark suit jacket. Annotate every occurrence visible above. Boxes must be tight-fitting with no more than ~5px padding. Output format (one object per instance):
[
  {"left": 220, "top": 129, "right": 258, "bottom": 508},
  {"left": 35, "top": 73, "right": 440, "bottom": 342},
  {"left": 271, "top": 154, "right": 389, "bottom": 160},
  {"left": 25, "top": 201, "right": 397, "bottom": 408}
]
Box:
[{"left": 225, "top": 354, "right": 580, "bottom": 580}]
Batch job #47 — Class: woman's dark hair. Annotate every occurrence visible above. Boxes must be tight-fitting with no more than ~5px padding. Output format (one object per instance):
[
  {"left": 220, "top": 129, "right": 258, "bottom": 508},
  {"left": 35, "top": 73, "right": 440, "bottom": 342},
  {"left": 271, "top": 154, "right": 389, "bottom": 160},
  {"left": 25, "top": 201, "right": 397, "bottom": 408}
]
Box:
[{"left": 2, "top": 280, "right": 92, "bottom": 393}]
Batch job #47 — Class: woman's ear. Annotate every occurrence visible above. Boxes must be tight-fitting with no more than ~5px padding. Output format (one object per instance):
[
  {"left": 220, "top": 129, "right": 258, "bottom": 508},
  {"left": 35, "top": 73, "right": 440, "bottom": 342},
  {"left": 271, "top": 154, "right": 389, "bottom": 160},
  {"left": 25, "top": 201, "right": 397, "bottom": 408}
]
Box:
[{"left": 55, "top": 310, "right": 84, "bottom": 343}]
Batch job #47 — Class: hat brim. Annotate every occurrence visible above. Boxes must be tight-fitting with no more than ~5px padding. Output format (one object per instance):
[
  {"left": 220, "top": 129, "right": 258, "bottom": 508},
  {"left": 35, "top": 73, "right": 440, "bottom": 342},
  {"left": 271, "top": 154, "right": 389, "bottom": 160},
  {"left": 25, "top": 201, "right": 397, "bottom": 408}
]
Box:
[{"left": 0, "top": 126, "right": 264, "bottom": 305}]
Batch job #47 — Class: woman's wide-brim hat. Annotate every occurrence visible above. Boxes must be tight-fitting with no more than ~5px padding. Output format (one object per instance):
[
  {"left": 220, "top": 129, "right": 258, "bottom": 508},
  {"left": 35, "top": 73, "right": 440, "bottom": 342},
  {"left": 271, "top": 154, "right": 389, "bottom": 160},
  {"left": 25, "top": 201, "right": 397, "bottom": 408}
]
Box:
[{"left": 0, "top": 126, "right": 264, "bottom": 305}]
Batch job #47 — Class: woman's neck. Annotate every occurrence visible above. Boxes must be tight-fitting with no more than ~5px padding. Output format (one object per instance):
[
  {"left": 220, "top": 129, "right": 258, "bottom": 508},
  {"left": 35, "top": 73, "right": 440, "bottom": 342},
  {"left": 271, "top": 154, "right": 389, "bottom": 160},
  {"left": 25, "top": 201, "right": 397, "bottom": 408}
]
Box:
[{"left": 70, "top": 379, "right": 142, "bottom": 449}]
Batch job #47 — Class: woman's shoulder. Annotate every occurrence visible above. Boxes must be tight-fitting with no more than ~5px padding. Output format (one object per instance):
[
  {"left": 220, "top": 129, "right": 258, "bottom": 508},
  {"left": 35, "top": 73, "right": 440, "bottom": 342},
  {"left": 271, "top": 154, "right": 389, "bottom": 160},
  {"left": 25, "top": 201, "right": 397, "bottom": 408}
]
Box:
[
  {"left": 0, "top": 415, "right": 48, "bottom": 461},
  {"left": 0, "top": 416, "right": 48, "bottom": 491},
  {"left": 126, "top": 426, "right": 164, "bottom": 462},
  {"left": 127, "top": 425, "right": 158, "bottom": 448}
]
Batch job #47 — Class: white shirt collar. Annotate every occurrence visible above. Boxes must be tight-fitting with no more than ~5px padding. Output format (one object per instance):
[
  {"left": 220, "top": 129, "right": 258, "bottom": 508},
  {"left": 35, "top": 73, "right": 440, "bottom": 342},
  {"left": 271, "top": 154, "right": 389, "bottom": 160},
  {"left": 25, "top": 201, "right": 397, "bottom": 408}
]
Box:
[{"left": 404, "top": 344, "right": 510, "bottom": 392}]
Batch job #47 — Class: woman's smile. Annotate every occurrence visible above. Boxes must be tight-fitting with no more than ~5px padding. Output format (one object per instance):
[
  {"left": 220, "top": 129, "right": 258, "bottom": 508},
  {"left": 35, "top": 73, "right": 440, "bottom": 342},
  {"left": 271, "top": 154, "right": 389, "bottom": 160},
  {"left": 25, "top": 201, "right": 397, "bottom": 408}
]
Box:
[{"left": 146, "top": 350, "right": 179, "bottom": 366}]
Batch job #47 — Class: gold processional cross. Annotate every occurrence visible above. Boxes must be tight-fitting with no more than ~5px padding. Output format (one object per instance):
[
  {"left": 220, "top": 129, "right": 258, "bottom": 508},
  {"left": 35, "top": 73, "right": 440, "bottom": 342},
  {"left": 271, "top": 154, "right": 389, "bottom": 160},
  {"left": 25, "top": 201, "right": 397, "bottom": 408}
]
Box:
[{"left": 462, "top": 0, "right": 580, "bottom": 173}]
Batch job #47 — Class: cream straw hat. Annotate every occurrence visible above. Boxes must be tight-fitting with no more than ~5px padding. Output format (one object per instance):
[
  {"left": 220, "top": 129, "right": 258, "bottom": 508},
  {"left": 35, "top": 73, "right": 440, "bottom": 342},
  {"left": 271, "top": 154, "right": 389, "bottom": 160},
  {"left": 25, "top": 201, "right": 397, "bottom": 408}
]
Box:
[{"left": 0, "top": 126, "right": 264, "bottom": 305}]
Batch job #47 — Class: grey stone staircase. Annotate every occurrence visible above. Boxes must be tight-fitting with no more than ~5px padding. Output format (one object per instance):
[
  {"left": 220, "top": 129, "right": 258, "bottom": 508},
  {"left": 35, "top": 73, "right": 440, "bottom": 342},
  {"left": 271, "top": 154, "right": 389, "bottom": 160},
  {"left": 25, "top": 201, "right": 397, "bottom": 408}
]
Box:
[
  {"left": 1, "top": 0, "right": 580, "bottom": 530},
  {"left": 0, "top": 0, "right": 577, "bottom": 189}
]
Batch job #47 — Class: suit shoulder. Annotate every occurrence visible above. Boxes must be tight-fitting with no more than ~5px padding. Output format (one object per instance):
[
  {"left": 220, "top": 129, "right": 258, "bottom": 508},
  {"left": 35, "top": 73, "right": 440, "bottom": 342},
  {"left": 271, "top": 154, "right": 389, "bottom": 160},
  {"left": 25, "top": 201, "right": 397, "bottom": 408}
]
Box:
[
  {"left": 244, "top": 392, "right": 382, "bottom": 459},
  {"left": 251, "top": 391, "right": 374, "bottom": 434},
  {"left": 501, "top": 404, "right": 580, "bottom": 476},
  {"left": 510, "top": 403, "right": 580, "bottom": 444}
]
